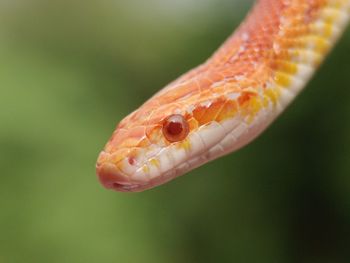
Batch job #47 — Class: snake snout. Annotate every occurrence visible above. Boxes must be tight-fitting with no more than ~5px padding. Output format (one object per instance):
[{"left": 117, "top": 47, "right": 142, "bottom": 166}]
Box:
[{"left": 97, "top": 163, "right": 137, "bottom": 192}]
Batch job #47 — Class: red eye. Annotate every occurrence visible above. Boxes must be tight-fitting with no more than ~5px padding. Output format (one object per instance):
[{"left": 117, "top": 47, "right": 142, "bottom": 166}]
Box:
[{"left": 162, "top": 114, "right": 189, "bottom": 142}]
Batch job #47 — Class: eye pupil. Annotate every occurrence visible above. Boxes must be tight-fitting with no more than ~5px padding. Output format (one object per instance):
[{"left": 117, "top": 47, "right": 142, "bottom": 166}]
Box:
[
  {"left": 167, "top": 121, "right": 183, "bottom": 135},
  {"left": 162, "top": 114, "right": 189, "bottom": 142}
]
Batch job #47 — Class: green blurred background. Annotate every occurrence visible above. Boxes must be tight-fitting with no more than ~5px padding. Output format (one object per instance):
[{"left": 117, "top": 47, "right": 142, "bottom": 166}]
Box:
[{"left": 1, "top": 0, "right": 350, "bottom": 262}]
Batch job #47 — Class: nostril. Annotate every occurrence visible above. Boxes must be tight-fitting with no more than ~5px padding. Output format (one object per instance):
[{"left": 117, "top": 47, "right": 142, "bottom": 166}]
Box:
[{"left": 128, "top": 157, "right": 136, "bottom": 165}]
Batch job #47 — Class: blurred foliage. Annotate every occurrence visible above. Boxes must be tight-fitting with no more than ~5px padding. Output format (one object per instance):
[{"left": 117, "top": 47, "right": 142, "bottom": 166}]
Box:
[{"left": 0, "top": 0, "right": 349, "bottom": 262}]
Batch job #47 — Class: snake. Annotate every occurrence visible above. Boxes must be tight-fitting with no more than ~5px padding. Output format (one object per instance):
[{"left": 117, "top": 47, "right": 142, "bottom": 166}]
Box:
[{"left": 96, "top": 0, "right": 350, "bottom": 192}]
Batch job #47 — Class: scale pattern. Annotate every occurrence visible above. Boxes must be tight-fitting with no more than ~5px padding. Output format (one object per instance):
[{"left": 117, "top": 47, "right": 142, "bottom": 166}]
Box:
[{"left": 97, "top": 0, "right": 350, "bottom": 192}]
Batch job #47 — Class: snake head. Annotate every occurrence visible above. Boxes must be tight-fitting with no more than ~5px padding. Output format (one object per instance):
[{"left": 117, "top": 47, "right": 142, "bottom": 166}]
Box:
[
  {"left": 96, "top": 104, "right": 203, "bottom": 192},
  {"left": 96, "top": 79, "right": 247, "bottom": 192}
]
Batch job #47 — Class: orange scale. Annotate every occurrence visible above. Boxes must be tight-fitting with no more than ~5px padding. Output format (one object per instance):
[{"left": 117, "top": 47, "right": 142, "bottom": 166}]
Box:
[
  {"left": 210, "top": 71, "right": 226, "bottom": 81},
  {"left": 237, "top": 81, "right": 254, "bottom": 90},
  {"left": 128, "top": 108, "right": 155, "bottom": 125},
  {"left": 213, "top": 84, "right": 228, "bottom": 95},
  {"left": 198, "top": 89, "right": 214, "bottom": 99},
  {"left": 108, "top": 148, "right": 131, "bottom": 165},
  {"left": 108, "top": 128, "right": 128, "bottom": 143},
  {"left": 106, "top": 137, "right": 139, "bottom": 153},
  {"left": 196, "top": 77, "right": 214, "bottom": 90},
  {"left": 107, "top": 130, "right": 138, "bottom": 151},
  {"left": 225, "top": 83, "right": 241, "bottom": 94},
  {"left": 145, "top": 125, "right": 166, "bottom": 145},
  {"left": 128, "top": 126, "right": 147, "bottom": 139},
  {"left": 216, "top": 100, "right": 239, "bottom": 122},
  {"left": 269, "top": 60, "right": 298, "bottom": 75},
  {"left": 187, "top": 117, "right": 199, "bottom": 131},
  {"left": 287, "top": 26, "right": 310, "bottom": 37},
  {"left": 147, "top": 114, "right": 164, "bottom": 127},
  {"left": 158, "top": 85, "right": 195, "bottom": 103},
  {"left": 195, "top": 98, "right": 227, "bottom": 125},
  {"left": 149, "top": 104, "right": 179, "bottom": 123},
  {"left": 274, "top": 50, "right": 292, "bottom": 61},
  {"left": 137, "top": 137, "right": 151, "bottom": 148},
  {"left": 219, "top": 68, "right": 238, "bottom": 76},
  {"left": 192, "top": 104, "right": 207, "bottom": 125},
  {"left": 238, "top": 91, "right": 256, "bottom": 106},
  {"left": 278, "top": 39, "right": 305, "bottom": 49}
]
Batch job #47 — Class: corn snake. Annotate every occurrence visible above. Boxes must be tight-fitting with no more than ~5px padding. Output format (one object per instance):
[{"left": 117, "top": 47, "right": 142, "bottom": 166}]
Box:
[{"left": 96, "top": 0, "right": 350, "bottom": 192}]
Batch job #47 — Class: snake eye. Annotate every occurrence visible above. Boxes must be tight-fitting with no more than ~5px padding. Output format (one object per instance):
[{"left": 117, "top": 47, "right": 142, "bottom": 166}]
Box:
[{"left": 162, "top": 114, "right": 189, "bottom": 143}]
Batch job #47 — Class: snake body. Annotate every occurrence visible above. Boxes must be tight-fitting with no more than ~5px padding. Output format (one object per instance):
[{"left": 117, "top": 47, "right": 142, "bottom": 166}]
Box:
[{"left": 97, "top": 0, "right": 350, "bottom": 192}]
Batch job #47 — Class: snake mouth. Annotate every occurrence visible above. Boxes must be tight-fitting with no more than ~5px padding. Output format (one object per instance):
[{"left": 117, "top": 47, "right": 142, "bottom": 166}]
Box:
[
  {"left": 96, "top": 162, "right": 146, "bottom": 192},
  {"left": 96, "top": 160, "right": 179, "bottom": 192},
  {"left": 111, "top": 182, "right": 143, "bottom": 192}
]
